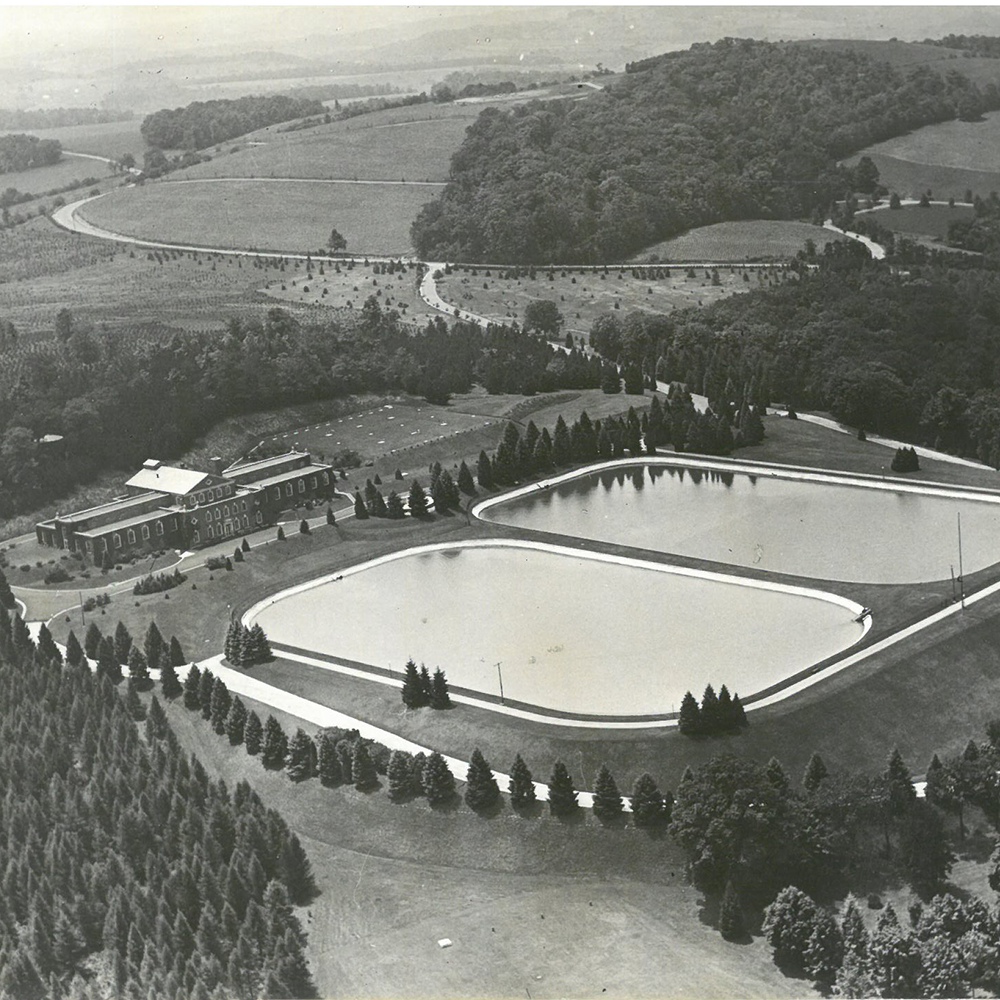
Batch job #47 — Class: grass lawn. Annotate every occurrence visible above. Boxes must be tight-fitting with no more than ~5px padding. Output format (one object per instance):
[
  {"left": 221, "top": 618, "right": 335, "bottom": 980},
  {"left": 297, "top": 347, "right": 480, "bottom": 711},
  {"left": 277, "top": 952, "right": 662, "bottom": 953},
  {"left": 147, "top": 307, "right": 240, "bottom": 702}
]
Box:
[
  {"left": 179, "top": 103, "right": 481, "bottom": 183},
  {"left": 79, "top": 179, "right": 436, "bottom": 255},
  {"left": 634, "top": 220, "right": 843, "bottom": 263},
  {"left": 435, "top": 265, "right": 778, "bottom": 338},
  {"left": 858, "top": 203, "right": 974, "bottom": 239},
  {"left": 158, "top": 691, "right": 812, "bottom": 1000},
  {"left": 262, "top": 258, "right": 439, "bottom": 325},
  {"left": 0, "top": 216, "right": 117, "bottom": 284}
]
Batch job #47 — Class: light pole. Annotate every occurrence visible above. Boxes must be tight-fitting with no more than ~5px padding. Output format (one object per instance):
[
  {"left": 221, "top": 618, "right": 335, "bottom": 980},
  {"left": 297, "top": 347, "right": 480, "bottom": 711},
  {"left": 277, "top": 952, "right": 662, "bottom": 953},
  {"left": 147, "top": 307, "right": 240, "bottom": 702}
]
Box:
[
  {"left": 496, "top": 662, "right": 505, "bottom": 705},
  {"left": 958, "top": 511, "right": 965, "bottom": 609}
]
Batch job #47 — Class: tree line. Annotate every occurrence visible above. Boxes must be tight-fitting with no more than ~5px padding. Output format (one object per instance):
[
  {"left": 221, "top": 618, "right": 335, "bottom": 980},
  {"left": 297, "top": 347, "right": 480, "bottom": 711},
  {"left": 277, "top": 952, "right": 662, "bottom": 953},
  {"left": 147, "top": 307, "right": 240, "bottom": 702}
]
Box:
[
  {"left": 0, "top": 603, "right": 319, "bottom": 1000},
  {"left": 0, "top": 134, "right": 62, "bottom": 173},
  {"left": 140, "top": 95, "right": 326, "bottom": 151},
  {"left": 411, "top": 37, "right": 999, "bottom": 263}
]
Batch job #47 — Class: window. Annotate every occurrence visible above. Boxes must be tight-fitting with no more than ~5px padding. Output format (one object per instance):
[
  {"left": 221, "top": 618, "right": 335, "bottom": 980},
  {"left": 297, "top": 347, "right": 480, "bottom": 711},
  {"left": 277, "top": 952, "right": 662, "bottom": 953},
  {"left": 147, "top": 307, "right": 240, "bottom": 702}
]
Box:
[
  {"left": 207, "top": 524, "right": 214, "bottom": 539},
  {"left": 141, "top": 525, "right": 150, "bottom": 540},
  {"left": 256, "top": 512, "right": 263, "bottom": 525},
  {"left": 285, "top": 483, "right": 293, "bottom": 497},
  {"left": 310, "top": 476, "right": 317, "bottom": 490},
  {"left": 322, "top": 472, "right": 329, "bottom": 485},
  {"left": 273, "top": 487, "right": 280, "bottom": 500},
  {"left": 223, "top": 505, "right": 229, "bottom": 517},
  {"left": 86, "top": 541, "right": 93, "bottom": 553},
  {"left": 114, "top": 534, "right": 122, "bottom": 549},
  {"left": 127, "top": 529, "right": 136, "bottom": 544},
  {"left": 215, "top": 488, "right": 223, "bottom": 499},
  {"left": 243, "top": 515, "right": 250, "bottom": 528},
  {"left": 215, "top": 508, "right": 221, "bottom": 520},
  {"left": 242, "top": 500, "right": 247, "bottom": 512},
  {"left": 193, "top": 530, "right": 200, "bottom": 544},
  {"left": 298, "top": 480, "right": 305, "bottom": 494},
  {"left": 197, "top": 492, "right": 204, "bottom": 504},
  {"left": 156, "top": 521, "right": 164, "bottom": 535}
]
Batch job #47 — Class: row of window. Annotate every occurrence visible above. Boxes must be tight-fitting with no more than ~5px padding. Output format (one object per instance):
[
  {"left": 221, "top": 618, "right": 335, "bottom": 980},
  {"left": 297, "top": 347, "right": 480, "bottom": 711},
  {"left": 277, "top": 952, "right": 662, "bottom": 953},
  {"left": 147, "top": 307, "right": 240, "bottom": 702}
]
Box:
[
  {"left": 269, "top": 472, "right": 328, "bottom": 502},
  {"left": 111, "top": 515, "right": 179, "bottom": 549},
  {"left": 192, "top": 512, "right": 261, "bottom": 544},
  {"left": 185, "top": 484, "right": 234, "bottom": 507}
]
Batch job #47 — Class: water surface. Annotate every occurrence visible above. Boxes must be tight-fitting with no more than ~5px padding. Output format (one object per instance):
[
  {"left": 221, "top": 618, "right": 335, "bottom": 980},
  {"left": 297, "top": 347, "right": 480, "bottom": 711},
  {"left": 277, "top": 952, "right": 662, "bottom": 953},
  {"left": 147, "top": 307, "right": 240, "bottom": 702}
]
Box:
[
  {"left": 479, "top": 465, "right": 1000, "bottom": 584},
  {"left": 254, "top": 544, "right": 863, "bottom": 716}
]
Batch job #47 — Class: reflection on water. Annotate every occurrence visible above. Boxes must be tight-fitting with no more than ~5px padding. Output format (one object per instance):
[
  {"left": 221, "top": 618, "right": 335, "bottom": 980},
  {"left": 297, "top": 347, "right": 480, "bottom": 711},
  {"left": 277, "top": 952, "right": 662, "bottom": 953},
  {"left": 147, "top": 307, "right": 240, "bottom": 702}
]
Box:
[
  {"left": 480, "top": 465, "right": 1000, "bottom": 584},
  {"left": 254, "top": 545, "right": 863, "bottom": 717}
]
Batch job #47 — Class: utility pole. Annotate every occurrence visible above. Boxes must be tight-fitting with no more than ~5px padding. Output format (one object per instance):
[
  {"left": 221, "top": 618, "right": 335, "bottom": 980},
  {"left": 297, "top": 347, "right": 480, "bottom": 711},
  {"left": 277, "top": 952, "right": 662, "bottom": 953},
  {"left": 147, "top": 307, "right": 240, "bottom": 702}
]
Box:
[
  {"left": 496, "top": 662, "right": 505, "bottom": 705},
  {"left": 958, "top": 511, "right": 965, "bottom": 609},
  {"left": 79, "top": 590, "right": 85, "bottom": 626}
]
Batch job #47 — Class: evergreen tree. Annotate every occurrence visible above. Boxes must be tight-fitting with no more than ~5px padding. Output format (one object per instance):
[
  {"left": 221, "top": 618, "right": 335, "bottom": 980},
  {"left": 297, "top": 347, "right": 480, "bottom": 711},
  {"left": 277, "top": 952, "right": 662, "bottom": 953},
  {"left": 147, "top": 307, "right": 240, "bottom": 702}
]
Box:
[
  {"left": 419, "top": 664, "right": 432, "bottom": 702},
  {"left": 464, "top": 749, "right": 500, "bottom": 812},
  {"left": 244, "top": 624, "right": 272, "bottom": 664},
  {"left": 97, "top": 636, "right": 122, "bottom": 684},
  {"left": 326, "top": 507, "right": 336, "bottom": 525},
  {"left": 429, "top": 668, "right": 451, "bottom": 709},
  {"left": 243, "top": 711, "right": 263, "bottom": 755},
  {"left": 401, "top": 658, "right": 428, "bottom": 708},
  {"left": 477, "top": 451, "right": 495, "bottom": 489},
  {"left": 127, "top": 647, "right": 150, "bottom": 690},
  {"left": 630, "top": 773, "right": 665, "bottom": 827},
  {"left": 601, "top": 362, "right": 621, "bottom": 394},
  {"left": 717, "top": 684, "right": 734, "bottom": 729},
  {"left": 261, "top": 716, "right": 288, "bottom": 770},
  {"left": 286, "top": 729, "right": 317, "bottom": 782},
  {"left": 241, "top": 536, "right": 251, "bottom": 552},
  {"left": 145, "top": 694, "right": 169, "bottom": 741},
  {"left": 386, "top": 492, "right": 405, "bottom": 519},
  {"left": 765, "top": 757, "right": 789, "bottom": 792},
  {"left": 700, "top": 683, "right": 720, "bottom": 734},
  {"left": 143, "top": 621, "right": 165, "bottom": 670},
  {"left": 278, "top": 834, "right": 319, "bottom": 905},
  {"left": 299, "top": 519, "right": 310, "bottom": 534},
  {"left": 731, "top": 693, "right": 748, "bottom": 728},
  {"left": 552, "top": 415, "right": 571, "bottom": 465},
  {"left": 169, "top": 635, "right": 185, "bottom": 667},
  {"left": 225, "top": 697, "right": 247, "bottom": 745},
  {"left": 592, "top": 765, "right": 624, "bottom": 821},
  {"left": 160, "top": 660, "right": 182, "bottom": 699},
  {"left": 457, "top": 460, "right": 476, "bottom": 495},
  {"left": 352, "top": 743, "right": 378, "bottom": 790},
  {"left": 678, "top": 691, "right": 701, "bottom": 736},
  {"left": 223, "top": 619, "right": 240, "bottom": 663},
  {"left": 209, "top": 678, "right": 231, "bottom": 735},
  {"left": 719, "top": 881, "right": 746, "bottom": 941},
  {"left": 84, "top": 622, "right": 102, "bottom": 659},
  {"left": 408, "top": 480, "right": 429, "bottom": 517},
  {"left": 199, "top": 668, "right": 216, "bottom": 720},
  {"left": 353, "top": 492, "right": 369, "bottom": 519},
  {"left": 421, "top": 751, "right": 456, "bottom": 806},
  {"left": 36, "top": 623, "right": 61, "bottom": 665},
  {"left": 0, "top": 566, "right": 14, "bottom": 609},
  {"left": 64, "top": 630, "right": 84, "bottom": 668},
  {"left": 509, "top": 754, "right": 536, "bottom": 810},
  {"left": 317, "top": 735, "right": 342, "bottom": 786},
  {"left": 114, "top": 621, "right": 133, "bottom": 665},
  {"left": 124, "top": 681, "right": 146, "bottom": 721},
  {"left": 387, "top": 751, "right": 413, "bottom": 802},
  {"left": 370, "top": 492, "right": 389, "bottom": 518},
  {"left": 547, "top": 761, "right": 578, "bottom": 816},
  {"left": 802, "top": 752, "right": 829, "bottom": 792},
  {"left": 336, "top": 741, "right": 353, "bottom": 783},
  {"left": 277, "top": 525, "right": 286, "bottom": 539}
]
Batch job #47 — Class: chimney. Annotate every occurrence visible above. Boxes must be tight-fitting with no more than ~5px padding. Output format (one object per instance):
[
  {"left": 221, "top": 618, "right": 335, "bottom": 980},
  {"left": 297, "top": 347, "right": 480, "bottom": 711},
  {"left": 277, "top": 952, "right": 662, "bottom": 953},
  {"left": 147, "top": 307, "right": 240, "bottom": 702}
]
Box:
[{"left": 211, "top": 456, "right": 225, "bottom": 476}]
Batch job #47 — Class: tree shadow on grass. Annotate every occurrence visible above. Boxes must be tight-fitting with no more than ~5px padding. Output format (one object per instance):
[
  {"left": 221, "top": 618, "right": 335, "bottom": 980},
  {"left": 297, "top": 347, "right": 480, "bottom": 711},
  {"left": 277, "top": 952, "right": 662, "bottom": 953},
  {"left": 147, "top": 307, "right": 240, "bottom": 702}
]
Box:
[
  {"left": 467, "top": 797, "right": 506, "bottom": 821},
  {"left": 510, "top": 799, "right": 545, "bottom": 821},
  {"left": 549, "top": 806, "right": 586, "bottom": 827},
  {"left": 428, "top": 793, "right": 462, "bottom": 814}
]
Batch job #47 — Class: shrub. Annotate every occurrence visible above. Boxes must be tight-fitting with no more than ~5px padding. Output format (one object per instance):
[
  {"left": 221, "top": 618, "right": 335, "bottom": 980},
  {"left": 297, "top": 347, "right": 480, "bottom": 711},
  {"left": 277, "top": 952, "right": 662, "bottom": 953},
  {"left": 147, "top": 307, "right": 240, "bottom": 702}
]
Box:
[
  {"left": 133, "top": 568, "right": 187, "bottom": 595},
  {"left": 43, "top": 567, "right": 72, "bottom": 585}
]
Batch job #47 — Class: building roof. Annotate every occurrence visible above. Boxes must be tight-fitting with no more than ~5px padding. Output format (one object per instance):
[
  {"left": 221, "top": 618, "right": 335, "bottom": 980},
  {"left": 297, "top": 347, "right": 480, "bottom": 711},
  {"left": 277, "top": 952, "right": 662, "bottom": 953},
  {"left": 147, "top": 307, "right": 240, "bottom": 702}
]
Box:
[
  {"left": 251, "top": 464, "right": 331, "bottom": 490},
  {"left": 74, "top": 507, "right": 177, "bottom": 539},
  {"left": 223, "top": 450, "right": 308, "bottom": 478},
  {"left": 126, "top": 463, "right": 212, "bottom": 496},
  {"left": 57, "top": 492, "right": 169, "bottom": 524}
]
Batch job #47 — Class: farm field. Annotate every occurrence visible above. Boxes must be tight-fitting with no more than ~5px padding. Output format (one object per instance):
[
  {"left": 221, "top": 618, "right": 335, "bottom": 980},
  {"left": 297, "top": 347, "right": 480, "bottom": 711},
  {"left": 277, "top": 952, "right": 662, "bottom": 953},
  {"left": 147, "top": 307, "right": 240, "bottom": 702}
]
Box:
[
  {"left": 179, "top": 102, "right": 484, "bottom": 183},
  {"left": 845, "top": 112, "right": 1000, "bottom": 201},
  {"left": 262, "top": 258, "right": 438, "bottom": 325},
  {"left": 635, "top": 220, "right": 843, "bottom": 263},
  {"left": 162, "top": 694, "right": 807, "bottom": 1000},
  {"left": 0, "top": 154, "right": 115, "bottom": 196},
  {"left": 0, "top": 231, "right": 333, "bottom": 339},
  {"left": 435, "top": 264, "right": 788, "bottom": 337},
  {"left": 79, "top": 179, "right": 436, "bottom": 254},
  {"left": 856, "top": 203, "right": 975, "bottom": 239},
  {"left": 0, "top": 118, "right": 147, "bottom": 161}
]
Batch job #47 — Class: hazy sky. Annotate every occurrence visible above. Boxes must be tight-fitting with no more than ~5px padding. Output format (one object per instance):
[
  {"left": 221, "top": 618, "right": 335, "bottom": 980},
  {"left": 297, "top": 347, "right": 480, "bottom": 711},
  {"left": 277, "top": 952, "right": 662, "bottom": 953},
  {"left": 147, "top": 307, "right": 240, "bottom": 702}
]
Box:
[{"left": 5, "top": 5, "right": 1000, "bottom": 67}]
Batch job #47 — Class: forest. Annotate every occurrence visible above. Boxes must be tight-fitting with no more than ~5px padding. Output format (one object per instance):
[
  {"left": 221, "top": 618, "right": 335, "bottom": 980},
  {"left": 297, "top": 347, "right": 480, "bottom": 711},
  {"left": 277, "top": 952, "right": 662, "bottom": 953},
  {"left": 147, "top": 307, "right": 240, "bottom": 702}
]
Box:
[
  {"left": 0, "top": 300, "right": 600, "bottom": 520},
  {"left": 410, "top": 38, "right": 999, "bottom": 263},
  {"left": 587, "top": 242, "right": 1000, "bottom": 467},
  {"left": 0, "top": 604, "right": 317, "bottom": 1000},
  {"left": 0, "top": 134, "right": 62, "bottom": 174},
  {"left": 139, "top": 95, "right": 326, "bottom": 151}
]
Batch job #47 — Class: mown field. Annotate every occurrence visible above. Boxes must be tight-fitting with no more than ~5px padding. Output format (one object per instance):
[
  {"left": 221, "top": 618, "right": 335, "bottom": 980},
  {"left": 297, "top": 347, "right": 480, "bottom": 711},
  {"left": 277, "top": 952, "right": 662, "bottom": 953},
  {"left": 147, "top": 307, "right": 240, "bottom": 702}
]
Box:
[
  {"left": 0, "top": 154, "right": 115, "bottom": 196},
  {"left": 179, "top": 102, "right": 483, "bottom": 183},
  {"left": 0, "top": 216, "right": 117, "bottom": 283},
  {"left": 0, "top": 118, "right": 148, "bottom": 161},
  {"left": 634, "top": 220, "right": 842, "bottom": 263},
  {"left": 79, "top": 179, "right": 437, "bottom": 254},
  {"left": 845, "top": 112, "right": 1000, "bottom": 200},
  {"left": 856, "top": 203, "right": 975, "bottom": 239},
  {"left": 436, "top": 263, "right": 789, "bottom": 337}
]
